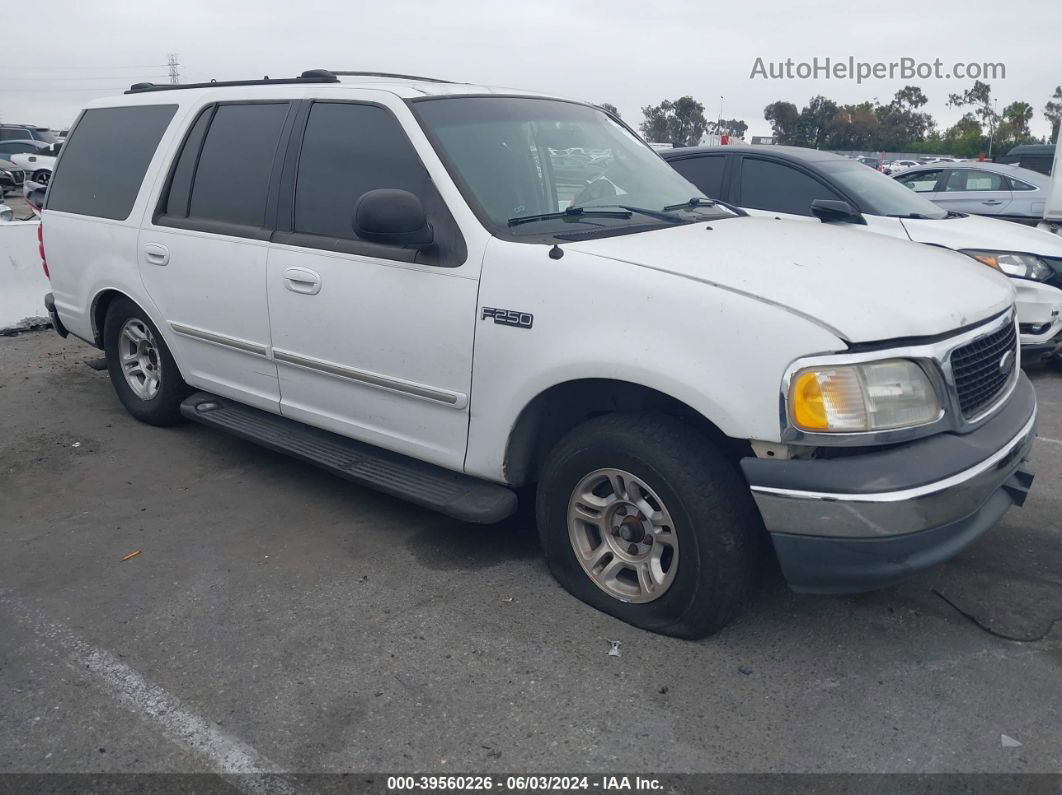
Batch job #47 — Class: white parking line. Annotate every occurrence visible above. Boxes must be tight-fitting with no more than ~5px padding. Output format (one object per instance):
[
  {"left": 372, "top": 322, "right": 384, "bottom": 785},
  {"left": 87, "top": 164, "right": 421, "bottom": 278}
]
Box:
[
  {"left": 3, "top": 593, "right": 297, "bottom": 794},
  {"left": 1039, "top": 436, "right": 1062, "bottom": 447}
]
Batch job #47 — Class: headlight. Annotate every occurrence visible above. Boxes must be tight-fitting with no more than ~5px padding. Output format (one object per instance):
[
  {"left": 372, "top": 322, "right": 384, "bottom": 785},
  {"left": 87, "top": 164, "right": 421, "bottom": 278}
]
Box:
[
  {"left": 789, "top": 359, "right": 941, "bottom": 433},
  {"left": 961, "top": 249, "right": 1053, "bottom": 281}
]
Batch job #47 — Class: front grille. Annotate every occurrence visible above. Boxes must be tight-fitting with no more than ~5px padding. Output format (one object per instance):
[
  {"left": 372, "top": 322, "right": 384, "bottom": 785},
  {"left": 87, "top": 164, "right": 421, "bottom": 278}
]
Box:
[
  {"left": 10, "top": 169, "right": 24, "bottom": 185},
  {"left": 950, "top": 321, "right": 1017, "bottom": 419}
]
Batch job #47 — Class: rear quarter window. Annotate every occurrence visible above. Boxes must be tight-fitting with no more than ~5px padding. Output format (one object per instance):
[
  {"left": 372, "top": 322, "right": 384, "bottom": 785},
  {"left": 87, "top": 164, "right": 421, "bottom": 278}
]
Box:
[{"left": 46, "top": 104, "right": 177, "bottom": 220}]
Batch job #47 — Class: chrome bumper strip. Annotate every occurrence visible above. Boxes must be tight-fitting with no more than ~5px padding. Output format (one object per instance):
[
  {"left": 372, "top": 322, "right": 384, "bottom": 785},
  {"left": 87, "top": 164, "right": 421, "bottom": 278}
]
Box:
[{"left": 751, "top": 408, "right": 1036, "bottom": 538}]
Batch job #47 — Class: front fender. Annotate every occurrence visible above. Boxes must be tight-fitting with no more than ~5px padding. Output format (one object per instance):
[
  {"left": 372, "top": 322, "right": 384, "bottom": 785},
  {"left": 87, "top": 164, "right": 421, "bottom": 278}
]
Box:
[{"left": 463, "top": 239, "right": 843, "bottom": 482}]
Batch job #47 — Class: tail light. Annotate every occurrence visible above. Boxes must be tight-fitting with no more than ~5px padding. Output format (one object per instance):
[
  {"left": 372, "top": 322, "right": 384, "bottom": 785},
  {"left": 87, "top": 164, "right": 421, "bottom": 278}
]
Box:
[{"left": 38, "top": 222, "right": 49, "bottom": 280}]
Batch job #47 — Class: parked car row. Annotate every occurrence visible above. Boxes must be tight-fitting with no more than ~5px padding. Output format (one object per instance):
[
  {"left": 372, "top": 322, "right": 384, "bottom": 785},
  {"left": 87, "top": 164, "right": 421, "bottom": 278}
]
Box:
[
  {"left": 38, "top": 71, "right": 1040, "bottom": 638},
  {"left": 894, "top": 161, "right": 1050, "bottom": 227},
  {"left": 661, "top": 144, "right": 1062, "bottom": 362},
  {"left": 0, "top": 139, "right": 60, "bottom": 193}
]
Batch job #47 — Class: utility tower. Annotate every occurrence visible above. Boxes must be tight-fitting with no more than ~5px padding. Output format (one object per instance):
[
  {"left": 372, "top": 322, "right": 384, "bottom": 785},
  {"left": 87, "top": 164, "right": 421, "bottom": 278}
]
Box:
[{"left": 167, "top": 54, "right": 180, "bottom": 85}]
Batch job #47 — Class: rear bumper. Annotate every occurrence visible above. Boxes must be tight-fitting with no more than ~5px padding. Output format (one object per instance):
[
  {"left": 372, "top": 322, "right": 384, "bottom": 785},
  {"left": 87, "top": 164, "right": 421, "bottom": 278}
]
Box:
[
  {"left": 43, "top": 292, "right": 68, "bottom": 338},
  {"left": 741, "top": 375, "right": 1037, "bottom": 593}
]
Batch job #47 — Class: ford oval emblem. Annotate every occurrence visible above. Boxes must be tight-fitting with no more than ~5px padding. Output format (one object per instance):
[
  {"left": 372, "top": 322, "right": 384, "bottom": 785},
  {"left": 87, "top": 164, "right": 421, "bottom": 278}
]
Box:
[{"left": 1000, "top": 350, "right": 1014, "bottom": 373}]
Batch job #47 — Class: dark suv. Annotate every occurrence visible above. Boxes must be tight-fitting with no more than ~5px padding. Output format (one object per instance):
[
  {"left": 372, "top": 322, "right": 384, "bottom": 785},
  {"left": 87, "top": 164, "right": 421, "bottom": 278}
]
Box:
[{"left": 0, "top": 124, "right": 58, "bottom": 144}]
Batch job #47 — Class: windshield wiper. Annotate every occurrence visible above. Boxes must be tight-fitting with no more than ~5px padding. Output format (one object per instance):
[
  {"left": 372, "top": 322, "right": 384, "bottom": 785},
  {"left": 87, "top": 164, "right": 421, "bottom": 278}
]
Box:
[
  {"left": 585, "top": 204, "right": 691, "bottom": 222},
  {"left": 507, "top": 207, "right": 632, "bottom": 227},
  {"left": 885, "top": 212, "right": 933, "bottom": 219},
  {"left": 662, "top": 196, "right": 746, "bottom": 217},
  {"left": 662, "top": 197, "right": 716, "bottom": 212}
]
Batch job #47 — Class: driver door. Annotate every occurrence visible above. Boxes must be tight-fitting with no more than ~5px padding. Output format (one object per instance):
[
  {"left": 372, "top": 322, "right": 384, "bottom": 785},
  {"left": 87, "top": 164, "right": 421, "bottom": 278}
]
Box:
[{"left": 265, "top": 99, "right": 478, "bottom": 470}]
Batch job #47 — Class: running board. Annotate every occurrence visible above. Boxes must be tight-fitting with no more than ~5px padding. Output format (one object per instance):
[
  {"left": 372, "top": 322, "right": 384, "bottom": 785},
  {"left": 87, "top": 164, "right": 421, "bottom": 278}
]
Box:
[{"left": 179, "top": 392, "right": 518, "bottom": 524}]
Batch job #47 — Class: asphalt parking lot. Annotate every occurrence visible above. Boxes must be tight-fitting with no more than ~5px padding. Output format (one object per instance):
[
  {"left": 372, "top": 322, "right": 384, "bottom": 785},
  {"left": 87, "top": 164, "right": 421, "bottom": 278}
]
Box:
[{"left": 2, "top": 330, "right": 1061, "bottom": 778}]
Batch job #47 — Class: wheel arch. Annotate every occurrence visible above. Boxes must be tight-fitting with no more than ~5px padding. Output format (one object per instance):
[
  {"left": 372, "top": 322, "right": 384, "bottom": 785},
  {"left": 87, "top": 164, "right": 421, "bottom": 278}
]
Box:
[
  {"left": 91, "top": 288, "right": 189, "bottom": 381},
  {"left": 503, "top": 378, "right": 751, "bottom": 487}
]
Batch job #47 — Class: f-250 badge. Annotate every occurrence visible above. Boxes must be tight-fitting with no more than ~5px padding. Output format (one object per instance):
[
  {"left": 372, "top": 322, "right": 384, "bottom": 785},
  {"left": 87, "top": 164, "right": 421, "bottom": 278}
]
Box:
[{"left": 481, "top": 307, "right": 533, "bottom": 329}]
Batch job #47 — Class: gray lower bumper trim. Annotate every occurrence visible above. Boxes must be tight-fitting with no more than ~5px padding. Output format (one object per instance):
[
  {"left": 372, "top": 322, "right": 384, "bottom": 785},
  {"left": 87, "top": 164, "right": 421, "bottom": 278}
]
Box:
[{"left": 749, "top": 411, "right": 1036, "bottom": 539}]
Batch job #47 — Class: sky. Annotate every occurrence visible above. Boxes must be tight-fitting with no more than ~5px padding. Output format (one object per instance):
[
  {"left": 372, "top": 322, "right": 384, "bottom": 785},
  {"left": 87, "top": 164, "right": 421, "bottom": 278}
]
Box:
[{"left": 2, "top": 0, "right": 1059, "bottom": 141}]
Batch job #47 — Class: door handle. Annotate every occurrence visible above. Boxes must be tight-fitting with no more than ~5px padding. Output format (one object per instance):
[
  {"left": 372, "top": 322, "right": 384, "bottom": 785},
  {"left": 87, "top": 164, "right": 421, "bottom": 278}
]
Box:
[
  {"left": 143, "top": 242, "right": 170, "bottom": 266},
  {"left": 282, "top": 267, "right": 321, "bottom": 295},
  {"left": 981, "top": 199, "right": 1004, "bottom": 205}
]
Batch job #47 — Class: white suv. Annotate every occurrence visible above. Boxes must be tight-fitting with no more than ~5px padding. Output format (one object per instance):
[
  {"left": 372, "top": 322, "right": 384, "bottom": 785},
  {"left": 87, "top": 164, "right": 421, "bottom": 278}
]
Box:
[{"left": 40, "top": 70, "right": 1037, "bottom": 637}]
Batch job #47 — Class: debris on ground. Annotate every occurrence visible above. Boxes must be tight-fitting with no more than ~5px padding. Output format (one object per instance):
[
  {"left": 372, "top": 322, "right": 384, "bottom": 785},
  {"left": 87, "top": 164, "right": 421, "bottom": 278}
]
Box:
[
  {"left": 738, "top": 666, "right": 753, "bottom": 676},
  {"left": 120, "top": 550, "right": 142, "bottom": 561},
  {"left": 607, "top": 640, "right": 622, "bottom": 657},
  {"left": 84, "top": 357, "right": 108, "bottom": 371},
  {"left": 1001, "top": 734, "right": 1022, "bottom": 748}
]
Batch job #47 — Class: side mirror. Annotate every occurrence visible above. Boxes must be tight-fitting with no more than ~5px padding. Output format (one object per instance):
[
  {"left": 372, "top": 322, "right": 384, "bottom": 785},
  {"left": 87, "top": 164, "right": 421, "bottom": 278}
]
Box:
[
  {"left": 353, "top": 189, "right": 433, "bottom": 247},
  {"left": 811, "top": 199, "right": 864, "bottom": 224}
]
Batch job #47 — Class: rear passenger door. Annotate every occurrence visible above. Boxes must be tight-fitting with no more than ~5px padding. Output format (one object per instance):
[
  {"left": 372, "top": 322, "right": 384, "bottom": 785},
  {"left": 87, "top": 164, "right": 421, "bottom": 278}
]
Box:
[
  {"left": 141, "top": 101, "right": 296, "bottom": 412},
  {"left": 936, "top": 168, "right": 1013, "bottom": 216},
  {"left": 266, "top": 100, "right": 476, "bottom": 470}
]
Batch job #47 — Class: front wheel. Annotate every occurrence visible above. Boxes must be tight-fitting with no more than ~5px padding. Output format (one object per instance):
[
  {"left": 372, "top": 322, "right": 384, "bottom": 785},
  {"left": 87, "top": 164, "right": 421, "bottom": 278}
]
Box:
[
  {"left": 536, "top": 413, "right": 758, "bottom": 639},
  {"left": 103, "top": 297, "right": 189, "bottom": 426}
]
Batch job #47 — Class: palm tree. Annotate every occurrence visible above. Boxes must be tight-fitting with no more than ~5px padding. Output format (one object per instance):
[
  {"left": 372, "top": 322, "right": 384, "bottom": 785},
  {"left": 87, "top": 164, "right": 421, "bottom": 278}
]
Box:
[
  {"left": 1003, "top": 101, "right": 1034, "bottom": 138},
  {"left": 1044, "top": 86, "right": 1062, "bottom": 143}
]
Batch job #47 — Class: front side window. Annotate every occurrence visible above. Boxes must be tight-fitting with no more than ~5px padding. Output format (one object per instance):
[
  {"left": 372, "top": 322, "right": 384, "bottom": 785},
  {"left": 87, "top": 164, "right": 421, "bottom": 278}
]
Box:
[
  {"left": 820, "top": 161, "right": 947, "bottom": 219},
  {"left": 943, "top": 169, "right": 1006, "bottom": 192},
  {"left": 896, "top": 169, "right": 943, "bottom": 192},
  {"left": 738, "top": 158, "right": 841, "bottom": 216},
  {"left": 46, "top": 104, "right": 176, "bottom": 220},
  {"left": 413, "top": 96, "right": 732, "bottom": 239},
  {"left": 294, "top": 103, "right": 428, "bottom": 239}
]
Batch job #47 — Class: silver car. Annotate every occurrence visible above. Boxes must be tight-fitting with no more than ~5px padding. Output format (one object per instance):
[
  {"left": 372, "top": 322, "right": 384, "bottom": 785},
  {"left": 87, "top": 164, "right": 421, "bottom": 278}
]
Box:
[{"left": 894, "top": 162, "right": 1048, "bottom": 225}]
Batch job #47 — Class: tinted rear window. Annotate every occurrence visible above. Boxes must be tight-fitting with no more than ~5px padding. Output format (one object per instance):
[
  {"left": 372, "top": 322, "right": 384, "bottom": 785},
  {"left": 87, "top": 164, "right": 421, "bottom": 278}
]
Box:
[{"left": 46, "top": 105, "right": 176, "bottom": 220}]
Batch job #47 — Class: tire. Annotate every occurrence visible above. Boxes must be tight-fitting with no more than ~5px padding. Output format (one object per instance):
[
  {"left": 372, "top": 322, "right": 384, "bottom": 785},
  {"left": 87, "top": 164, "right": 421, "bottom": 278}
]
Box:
[
  {"left": 536, "top": 413, "right": 758, "bottom": 639},
  {"left": 103, "top": 297, "right": 190, "bottom": 426}
]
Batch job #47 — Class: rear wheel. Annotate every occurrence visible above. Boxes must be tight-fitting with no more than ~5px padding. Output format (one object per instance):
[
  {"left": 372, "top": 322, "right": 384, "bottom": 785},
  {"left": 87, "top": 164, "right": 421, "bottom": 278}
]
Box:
[
  {"left": 537, "top": 413, "right": 757, "bottom": 638},
  {"left": 103, "top": 298, "right": 189, "bottom": 426}
]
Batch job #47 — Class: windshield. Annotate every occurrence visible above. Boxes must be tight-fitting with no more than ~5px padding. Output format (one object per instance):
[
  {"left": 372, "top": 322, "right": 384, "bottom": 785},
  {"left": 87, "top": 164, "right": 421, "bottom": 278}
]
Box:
[
  {"left": 820, "top": 160, "right": 948, "bottom": 219},
  {"left": 413, "top": 96, "right": 732, "bottom": 238}
]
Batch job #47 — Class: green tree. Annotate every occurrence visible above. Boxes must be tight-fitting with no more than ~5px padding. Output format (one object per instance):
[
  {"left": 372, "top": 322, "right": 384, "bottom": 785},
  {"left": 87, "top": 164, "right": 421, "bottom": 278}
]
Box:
[
  {"left": 826, "top": 102, "right": 879, "bottom": 150},
  {"left": 1044, "top": 85, "right": 1062, "bottom": 143},
  {"left": 639, "top": 97, "right": 707, "bottom": 146},
  {"left": 598, "top": 102, "right": 620, "bottom": 118},
  {"left": 763, "top": 100, "right": 800, "bottom": 144},
  {"left": 1002, "top": 101, "right": 1034, "bottom": 138},
  {"left": 948, "top": 81, "right": 998, "bottom": 136},
  {"left": 875, "top": 86, "right": 935, "bottom": 150},
  {"left": 706, "top": 118, "right": 749, "bottom": 138},
  {"left": 796, "top": 95, "right": 839, "bottom": 149}
]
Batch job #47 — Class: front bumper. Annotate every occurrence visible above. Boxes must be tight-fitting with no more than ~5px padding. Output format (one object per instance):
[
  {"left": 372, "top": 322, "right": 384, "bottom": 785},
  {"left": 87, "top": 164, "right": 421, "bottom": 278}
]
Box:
[{"left": 741, "top": 374, "right": 1037, "bottom": 593}]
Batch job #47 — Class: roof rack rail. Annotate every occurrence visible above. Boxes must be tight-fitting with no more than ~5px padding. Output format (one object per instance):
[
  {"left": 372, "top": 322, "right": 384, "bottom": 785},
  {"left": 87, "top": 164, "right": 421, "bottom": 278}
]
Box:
[
  {"left": 328, "top": 70, "right": 459, "bottom": 85},
  {"left": 125, "top": 69, "right": 339, "bottom": 94}
]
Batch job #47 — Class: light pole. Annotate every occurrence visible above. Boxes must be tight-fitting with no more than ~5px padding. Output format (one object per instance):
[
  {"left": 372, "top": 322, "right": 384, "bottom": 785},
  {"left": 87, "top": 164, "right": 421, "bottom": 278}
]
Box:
[
  {"left": 717, "top": 95, "right": 724, "bottom": 135},
  {"left": 987, "top": 98, "right": 998, "bottom": 159}
]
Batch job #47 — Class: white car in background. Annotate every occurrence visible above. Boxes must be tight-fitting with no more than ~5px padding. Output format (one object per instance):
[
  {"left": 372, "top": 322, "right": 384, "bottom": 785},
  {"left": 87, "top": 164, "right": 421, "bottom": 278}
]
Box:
[
  {"left": 0, "top": 140, "right": 59, "bottom": 190},
  {"left": 882, "top": 159, "right": 920, "bottom": 175},
  {"left": 663, "top": 145, "right": 1062, "bottom": 362}
]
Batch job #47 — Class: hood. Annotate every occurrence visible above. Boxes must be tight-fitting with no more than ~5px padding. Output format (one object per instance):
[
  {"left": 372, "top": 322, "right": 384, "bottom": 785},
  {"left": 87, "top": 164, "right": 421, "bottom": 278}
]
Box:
[
  {"left": 565, "top": 216, "right": 1014, "bottom": 343},
  {"left": 901, "top": 213, "right": 1062, "bottom": 258}
]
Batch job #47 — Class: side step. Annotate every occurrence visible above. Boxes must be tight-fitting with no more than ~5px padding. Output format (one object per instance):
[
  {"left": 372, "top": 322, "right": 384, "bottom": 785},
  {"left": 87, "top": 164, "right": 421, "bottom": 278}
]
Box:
[{"left": 179, "top": 392, "right": 518, "bottom": 524}]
